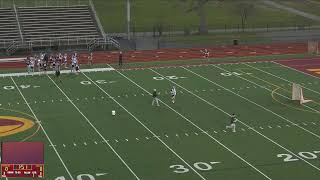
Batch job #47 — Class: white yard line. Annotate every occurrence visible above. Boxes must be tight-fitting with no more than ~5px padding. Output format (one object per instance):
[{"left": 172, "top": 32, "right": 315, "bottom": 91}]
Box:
[
  {"left": 151, "top": 68, "right": 320, "bottom": 172},
  {"left": 107, "top": 65, "right": 272, "bottom": 180},
  {"left": 82, "top": 72, "right": 207, "bottom": 180},
  {"left": 211, "top": 65, "right": 320, "bottom": 139},
  {"left": 245, "top": 63, "right": 320, "bottom": 98},
  {"left": 46, "top": 75, "right": 141, "bottom": 180},
  {"left": 10, "top": 77, "right": 74, "bottom": 180}
]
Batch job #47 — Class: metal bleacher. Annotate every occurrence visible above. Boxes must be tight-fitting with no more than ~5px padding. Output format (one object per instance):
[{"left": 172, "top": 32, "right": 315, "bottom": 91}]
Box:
[
  {"left": 0, "top": 8, "right": 21, "bottom": 50},
  {"left": 18, "top": 6, "right": 101, "bottom": 43},
  {"left": 0, "top": 1, "right": 119, "bottom": 54}
]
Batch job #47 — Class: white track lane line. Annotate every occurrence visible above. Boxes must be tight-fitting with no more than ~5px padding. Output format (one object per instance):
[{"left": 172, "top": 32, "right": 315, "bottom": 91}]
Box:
[
  {"left": 210, "top": 64, "right": 320, "bottom": 139},
  {"left": 47, "top": 75, "right": 141, "bottom": 180},
  {"left": 179, "top": 66, "right": 320, "bottom": 171},
  {"left": 243, "top": 63, "right": 320, "bottom": 113},
  {"left": 107, "top": 65, "right": 272, "bottom": 180},
  {"left": 10, "top": 77, "right": 74, "bottom": 180},
  {"left": 82, "top": 72, "right": 207, "bottom": 180}
]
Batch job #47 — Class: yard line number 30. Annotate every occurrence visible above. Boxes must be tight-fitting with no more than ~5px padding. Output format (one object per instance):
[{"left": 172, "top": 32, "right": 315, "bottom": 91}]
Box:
[
  {"left": 170, "top": 161, "right": 221, "bottom": 174},
  {"left": 55, "top": 174, "right": 97, "bottom": 180}
]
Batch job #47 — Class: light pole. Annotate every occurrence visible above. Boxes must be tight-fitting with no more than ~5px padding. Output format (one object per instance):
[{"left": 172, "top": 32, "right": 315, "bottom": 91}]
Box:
[{"left": 127, "top": 0, "right": 131, "bottom": 40}]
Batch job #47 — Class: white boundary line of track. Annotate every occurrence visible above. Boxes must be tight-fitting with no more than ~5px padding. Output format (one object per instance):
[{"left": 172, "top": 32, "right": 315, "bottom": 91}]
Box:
[
  {"left": 150, "top": 68, "right": 320, "bottom": 172},
  {"left": 10, "top": 77, "right": 75, "bottom": 180},
  {"left": 0, "top": 60, "right": 277, "bottom": 78},
  {"left": 0, "top": 68, "right": 115, "bottom": 77},
  {"left": 82, "top": 72, "right": 208, "bottom": 180},
  {"left": 210, "top": 64, "right": 320, "bottom": 139},
  {"left": 1, "top": 58, "right": 319, "bottom": 78},
  {"left": 46, "top": 75, "right": 141, "bottom": 180},
  {"left": 107, "top": 65, "right": 272, "bottom": 180}
]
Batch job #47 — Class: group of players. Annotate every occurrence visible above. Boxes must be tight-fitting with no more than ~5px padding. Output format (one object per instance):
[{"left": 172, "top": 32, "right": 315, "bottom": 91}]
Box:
[
  {"left": 25, "top": 49, "right": 236, "bottom": 131},
  {"left": 152, "top": 86, "right": 238, "bottom": 132},
  {"left": 25, "top": 52, "right": 87, "bottom": 75}
]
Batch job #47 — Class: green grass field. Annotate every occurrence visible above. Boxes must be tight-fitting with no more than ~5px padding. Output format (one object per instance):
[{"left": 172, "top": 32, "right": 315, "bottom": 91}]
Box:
[
  {"left": 1, "top": 60, "right": 320, "bottom": 179},
  {"left": 276, "top": 0, "right": 320, "bottom": 17},
  {"left": 92, "top": 0, "right": 319, "bottom": 32},
  {"left": 0, "top": 0, "right": 318, "bottom": 32}
]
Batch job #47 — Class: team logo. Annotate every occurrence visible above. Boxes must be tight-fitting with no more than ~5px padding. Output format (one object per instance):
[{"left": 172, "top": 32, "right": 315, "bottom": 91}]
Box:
[
  {"left": 0, "top": 116, "right": 34, "bottom": 137},
  {"left": 307, "top": 68, "right": 320, "bottom": 75}
]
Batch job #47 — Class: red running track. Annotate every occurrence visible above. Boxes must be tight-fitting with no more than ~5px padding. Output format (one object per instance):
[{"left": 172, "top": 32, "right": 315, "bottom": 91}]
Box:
[
  {"left": 276, "top": 58, "right": 320, "bottom": 77},
  {"left": 0, "top": 42, "right": 309, "bottom": 69}
]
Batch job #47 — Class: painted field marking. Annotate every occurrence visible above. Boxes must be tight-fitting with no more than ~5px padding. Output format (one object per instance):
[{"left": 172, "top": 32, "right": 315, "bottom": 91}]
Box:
[
  {"left": 10, "top": 77, "right": 74, "bottom": 180},
  {"left": 96, "top": 173, "right": 108, "bottom": 176},
  {"left": 209, "top": 65, "right": 320, "bottom": 139},
  {"left": 47, "top": 75, "right": 141, "bottom": 180},
  {"left": 50, "top": 120, "right": 315, "bottom": 149},
  {"left": 177, "top": 67, "right": 320, "bottom": 171},
  {"left": 0, "top": 67, "right": 114, "bottom": 78},
  {"left": 246, "top": 63, "right": 320, "bottom": 99},
  {"left": 109, "top": 65, "right": 272, "bottom": 180},
  {"left": 237, "top": 70, "right": 320, "bottom": 113},
  {"left": 82, "top": 72, "right": 207, "bottom": 180},
  {"left": 273, "top": 61, "right": 320, "bottom": 81},
  {"left": 0, "top": 84, "right": 271, "bottom": 107}
]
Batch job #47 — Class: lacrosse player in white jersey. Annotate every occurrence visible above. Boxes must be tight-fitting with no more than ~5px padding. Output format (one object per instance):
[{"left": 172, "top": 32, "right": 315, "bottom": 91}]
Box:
[
  {"left": 170, "top": 86, "right": 177, "bottom": 104},
  {"left": 226, "top": 113, "right": 238, "bottom": 132},
  {"left": 63, "top": 53, "right": 68, "bottom": 68}
]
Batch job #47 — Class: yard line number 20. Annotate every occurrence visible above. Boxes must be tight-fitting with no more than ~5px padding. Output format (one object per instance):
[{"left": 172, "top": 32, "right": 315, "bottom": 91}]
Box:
[{"left": 277, "top": 150, "right": 320, "bottom": 162}]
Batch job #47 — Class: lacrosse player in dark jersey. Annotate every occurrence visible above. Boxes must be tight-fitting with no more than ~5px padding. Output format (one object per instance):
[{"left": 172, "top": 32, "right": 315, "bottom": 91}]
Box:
[{"left": 226, "top": 113, "right": 238, "bottom": 132}]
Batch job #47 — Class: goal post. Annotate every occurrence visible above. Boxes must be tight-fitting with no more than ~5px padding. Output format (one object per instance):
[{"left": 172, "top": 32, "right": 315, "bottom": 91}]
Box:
[
  {"left": 292, "top": 83, "right": 312, "bottom": 104},
  {"left": 308, "top": 41, "right": 319, "bottom": 55}
]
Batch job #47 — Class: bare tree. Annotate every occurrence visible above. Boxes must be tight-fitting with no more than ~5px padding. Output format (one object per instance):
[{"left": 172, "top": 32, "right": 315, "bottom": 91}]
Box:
[
  {"left": 184, "top": 0, "right": 210, "bottom": 34},
  {"left": 235, "top": 2, "right": 255, "bottom": 31}
]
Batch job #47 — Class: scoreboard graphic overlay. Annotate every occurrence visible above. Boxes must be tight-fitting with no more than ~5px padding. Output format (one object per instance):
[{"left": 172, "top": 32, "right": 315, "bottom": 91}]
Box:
[{"left": 1, "top": 142, "right": 44, "bottom": 178}]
